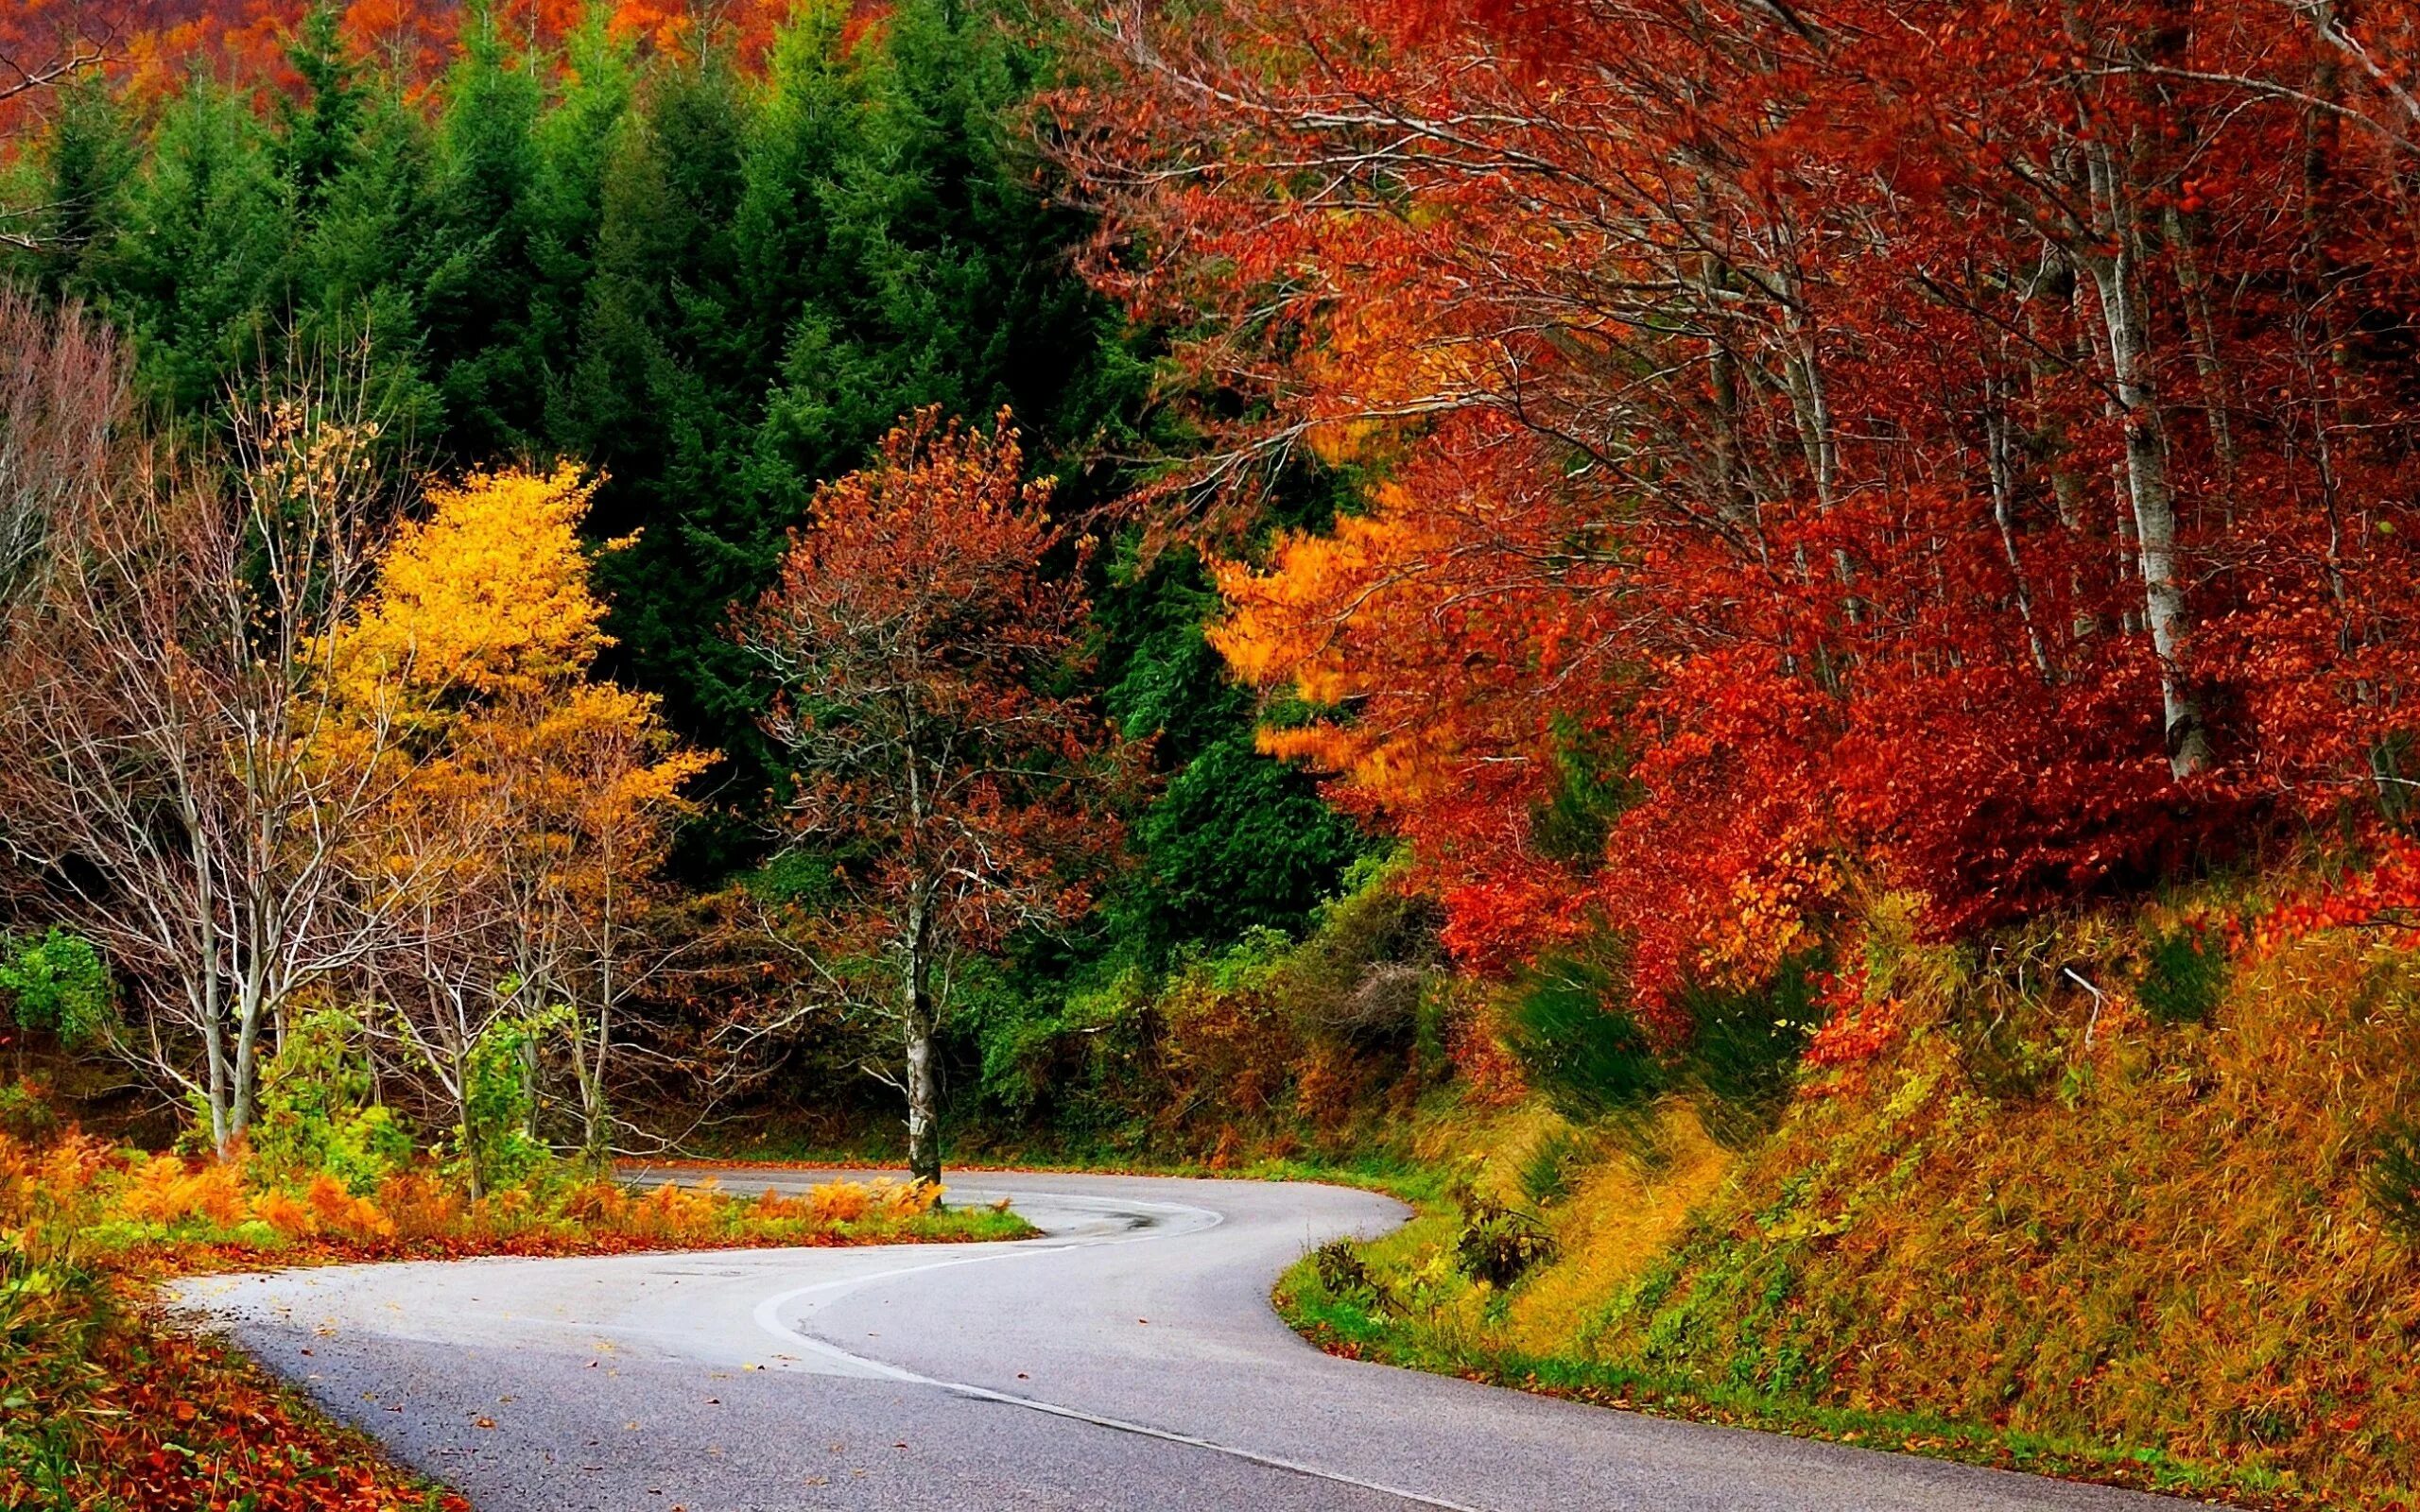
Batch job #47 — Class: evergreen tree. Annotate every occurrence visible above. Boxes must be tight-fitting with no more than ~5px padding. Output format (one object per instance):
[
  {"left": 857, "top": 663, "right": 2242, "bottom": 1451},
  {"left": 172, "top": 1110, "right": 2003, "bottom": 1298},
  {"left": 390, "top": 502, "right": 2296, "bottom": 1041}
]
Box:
[
  {"left": 1098, "top": 544, "right": 1367, "bottom": 954},
  {"left": 19, "top": 75, "right": 133, "bottom": 301},
  {"left": 420, "top": 6, "right": 547, "bottom": 460},
  {"left": 275, "top": 3, "right": 368, "bottom": 205},
  {"left": 524, "top": 9, "right": 635, "bottom": 379},
  {"left": 107, "top": 81, "right": 291, "bottom": 416}
]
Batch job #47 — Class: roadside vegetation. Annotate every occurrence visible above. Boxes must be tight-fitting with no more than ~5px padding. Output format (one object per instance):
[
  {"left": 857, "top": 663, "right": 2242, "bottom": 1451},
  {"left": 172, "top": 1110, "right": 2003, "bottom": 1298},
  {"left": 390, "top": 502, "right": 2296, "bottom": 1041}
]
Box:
[{"left": 0, "top": 1063, "right": 1020, "bottom": 1509}]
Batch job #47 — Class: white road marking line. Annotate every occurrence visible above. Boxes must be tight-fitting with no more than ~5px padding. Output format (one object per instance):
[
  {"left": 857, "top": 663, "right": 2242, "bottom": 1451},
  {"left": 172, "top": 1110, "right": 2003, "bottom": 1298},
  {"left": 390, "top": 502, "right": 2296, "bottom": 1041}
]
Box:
[{"left": 749, "top": 1189, "right": 1492, "bottom": 1512}]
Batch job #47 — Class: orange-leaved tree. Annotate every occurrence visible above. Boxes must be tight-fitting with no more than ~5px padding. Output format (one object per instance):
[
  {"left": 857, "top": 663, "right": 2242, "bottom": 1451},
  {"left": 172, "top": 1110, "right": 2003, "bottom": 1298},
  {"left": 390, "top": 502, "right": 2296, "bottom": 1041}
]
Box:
[
  {"left": 735, "top": 409, "right": 1122, "bottom": 1185},
  {"left": 329, "top": 464, "right": 706, "bottom": 1184}
]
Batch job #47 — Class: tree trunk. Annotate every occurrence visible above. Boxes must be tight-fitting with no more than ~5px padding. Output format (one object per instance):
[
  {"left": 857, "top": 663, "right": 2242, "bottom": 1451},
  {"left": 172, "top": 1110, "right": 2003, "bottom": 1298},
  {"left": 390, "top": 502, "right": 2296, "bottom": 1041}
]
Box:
[
  {"left": 2086, "top": 138, "right": 2213, "bottom": 779},
  {"left": 902, "top": 892, "right": 942, "bottom": 1188}
]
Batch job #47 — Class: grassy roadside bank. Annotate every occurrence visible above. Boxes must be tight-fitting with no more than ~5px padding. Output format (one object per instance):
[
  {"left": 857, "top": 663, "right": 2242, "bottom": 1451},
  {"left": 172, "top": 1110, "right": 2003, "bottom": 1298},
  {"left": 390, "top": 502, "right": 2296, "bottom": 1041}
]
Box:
[
  {"left": 1245, "top": 891, "right": 2420, "bottom": 1512},
  {"left": 1271, "top": 1201, "right": 2285, "bottom": 1510}
]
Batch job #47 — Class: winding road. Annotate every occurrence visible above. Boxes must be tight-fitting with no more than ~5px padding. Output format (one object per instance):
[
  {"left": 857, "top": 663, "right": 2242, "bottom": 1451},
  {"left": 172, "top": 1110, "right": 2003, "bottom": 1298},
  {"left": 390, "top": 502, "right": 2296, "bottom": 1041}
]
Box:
[{"left": 174, "top": 1169, "right": 2185, "bottom": 1511}]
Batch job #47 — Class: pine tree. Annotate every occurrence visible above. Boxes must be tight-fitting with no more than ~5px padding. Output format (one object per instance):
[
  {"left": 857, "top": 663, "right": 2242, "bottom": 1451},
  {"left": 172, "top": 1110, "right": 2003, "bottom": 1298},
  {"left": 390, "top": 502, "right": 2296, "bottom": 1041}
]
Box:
[
  {"left": 420, "top": 5, "right": 546, "bottom": 460},
  {"left": 275, "top": 3, "right": 368, "bottom": 206},
  {"left": 108, "top": 82, "right": 292, "bottom": 416}
]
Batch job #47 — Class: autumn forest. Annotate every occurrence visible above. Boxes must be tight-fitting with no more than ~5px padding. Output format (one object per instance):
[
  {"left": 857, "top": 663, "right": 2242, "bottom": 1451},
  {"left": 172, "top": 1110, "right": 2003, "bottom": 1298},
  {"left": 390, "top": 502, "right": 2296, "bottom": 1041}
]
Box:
[{"left": 6, "top": 0, "right": 2420, "bottom": 1507}]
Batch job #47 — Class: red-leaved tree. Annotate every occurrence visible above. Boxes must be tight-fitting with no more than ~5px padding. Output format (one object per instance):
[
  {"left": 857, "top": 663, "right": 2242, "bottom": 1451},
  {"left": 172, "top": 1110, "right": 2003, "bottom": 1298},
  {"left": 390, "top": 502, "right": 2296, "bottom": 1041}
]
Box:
[
  {"left": 734, "top": 408, "right": 1122, "bottom": 1183},
  {"left": 1059, "top": 0, "right": 2420, "bottom": 1025}
]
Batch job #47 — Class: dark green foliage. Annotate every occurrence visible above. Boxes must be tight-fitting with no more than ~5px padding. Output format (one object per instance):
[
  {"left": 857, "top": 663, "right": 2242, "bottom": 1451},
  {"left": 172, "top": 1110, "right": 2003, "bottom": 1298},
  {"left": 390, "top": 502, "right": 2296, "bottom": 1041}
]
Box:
[
  {"left": 1530, "top": 714, "right": 1637, "bottom": 868},
  {"left": 1098, "top": 541, "right": 1366, "bottom": 955},
  {"left": 2364, "top": 1117, "right": 2420, "bottom": 1246},
  {"left": 276, "top": 5, "right": 368, "bottom": 202},
  {"left": 1454, "top": 1195, "right": 1555, "bottom": 1287},
  {"left": 7, "top": 0, "right": 1159, "bottom": 876},
  {"left": 1505, "top": 950, "right": 1818, "bottom": 1143},
  {"left": 2138, "top": 923, "right": 2227, "bottom": 1026},
  {"left": 1313, "top": 1236, "right": 1379, "bottom": 1299},
  {"left": 26, "top": 76, "right": 135, "bottom": 301},
  {"left": 1503, "top": 954, "right": 1666, "bottom": 1123},
  {"left": 1671, "top": 962, "right": 1821, "bottom": 1147}
]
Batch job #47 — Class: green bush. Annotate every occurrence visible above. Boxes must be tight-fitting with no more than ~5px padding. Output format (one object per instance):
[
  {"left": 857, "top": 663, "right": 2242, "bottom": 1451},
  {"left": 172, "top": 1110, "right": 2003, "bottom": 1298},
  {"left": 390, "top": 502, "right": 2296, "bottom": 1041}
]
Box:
[
  {"left": 449, "top": 1007, "right": 565, "bottom": 1197},
  {"left": 2138, "top": 924, "right": 2228, "bottom": 1026},
  {"left": 1503, "top": 954, "right": 1664, "bottom": 1123},
  {"left": 1312, "top": 1237, "right": 1378, "bottom": 1300},
  {"left": 1454, "top": 1195, "right": 1556, "bottom": 1288},
  {"left": 0, "top": 931, "right": 112, "bottom": 1047},
  {"left": 0, "top": 1080, "right": 60, "bottom": 1144},
  {"left": 1674, "top": 959, "right": 1821, "bottom": 1147},
  {"left": 252, "top": 1010, "right": 413, "bottom": 1194}
]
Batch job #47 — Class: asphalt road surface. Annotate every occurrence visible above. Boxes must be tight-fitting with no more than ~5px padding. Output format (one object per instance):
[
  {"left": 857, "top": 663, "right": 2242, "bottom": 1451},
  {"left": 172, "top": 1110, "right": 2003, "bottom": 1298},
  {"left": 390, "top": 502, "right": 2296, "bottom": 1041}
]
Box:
[{"left": 174, "top": 1169, "right": 2189, "bottom": 1511}]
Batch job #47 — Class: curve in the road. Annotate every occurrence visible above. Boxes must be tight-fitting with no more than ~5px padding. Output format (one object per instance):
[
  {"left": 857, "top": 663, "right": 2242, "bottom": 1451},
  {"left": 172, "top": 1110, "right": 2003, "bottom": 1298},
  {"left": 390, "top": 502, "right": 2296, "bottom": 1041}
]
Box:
[{"left": 173, "top": 1169, "right": 2198, "bottom": 1512}]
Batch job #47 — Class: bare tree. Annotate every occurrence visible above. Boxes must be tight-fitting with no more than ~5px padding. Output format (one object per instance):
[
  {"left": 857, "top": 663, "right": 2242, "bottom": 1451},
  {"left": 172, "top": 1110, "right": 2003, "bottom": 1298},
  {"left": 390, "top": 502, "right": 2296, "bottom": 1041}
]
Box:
[
  {"left": 0, "top": 342, "right": 409, "bottom": 1155},
  {"left": 0, "top": 293, "right": 120, "bottom": 620}
]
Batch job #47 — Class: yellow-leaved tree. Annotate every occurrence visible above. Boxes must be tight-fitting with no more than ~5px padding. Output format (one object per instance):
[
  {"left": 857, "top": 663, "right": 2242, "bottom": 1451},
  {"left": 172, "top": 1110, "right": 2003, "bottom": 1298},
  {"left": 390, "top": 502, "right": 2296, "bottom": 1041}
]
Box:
[{"left": 329, "top": 466, "right": 709, "bottom": 1187}]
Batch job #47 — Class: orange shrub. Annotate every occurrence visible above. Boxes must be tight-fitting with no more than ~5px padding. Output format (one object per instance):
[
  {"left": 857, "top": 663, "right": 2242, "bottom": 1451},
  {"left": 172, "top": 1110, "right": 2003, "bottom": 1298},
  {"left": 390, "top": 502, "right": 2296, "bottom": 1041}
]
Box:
[
  {"left": 873, "top": 1178, "right": 942, "bottom": 1218},
  {"left": 750, "top": 1186, "right": 813, "bottom": 1221},
  {"left": 302, "top": 1174, "right": 393, "bottom": 1240},
  {"left": 374, "top": 1172, "right": 465, "bottom": 1239},
  {"left": 250, "top": 1186, "right": 316, "bottom": 1238},
  {"left": 32, "top": 1133, "right": 114, "bottom": 1202},
  {"left": 628, "top": 1180, "right": 723, "bottom": 1241},
  {"left": 117, "top": 1155, "right": 245, "bottom": 1228},
  {"left": 805, "top": 1180, "right": 872, "bottom": 1224},
  {"left": 559, "top": 1178, "right": 632, "bottom": 1226}
]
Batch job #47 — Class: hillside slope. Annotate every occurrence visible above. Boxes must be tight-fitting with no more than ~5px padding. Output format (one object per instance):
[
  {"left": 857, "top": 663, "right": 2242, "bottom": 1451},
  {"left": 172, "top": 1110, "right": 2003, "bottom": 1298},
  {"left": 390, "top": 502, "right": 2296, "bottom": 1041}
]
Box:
[{"left": 1288, "top": 900, "right": 2420, "bottom": 1510}]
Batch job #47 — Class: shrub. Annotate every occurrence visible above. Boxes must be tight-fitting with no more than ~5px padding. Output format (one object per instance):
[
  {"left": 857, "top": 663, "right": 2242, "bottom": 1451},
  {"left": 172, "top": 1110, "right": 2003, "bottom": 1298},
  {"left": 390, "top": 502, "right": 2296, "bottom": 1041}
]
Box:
[
  {"left": 374, "top": 1172, "right": 467, "bottom": 1240},
  {"left": 449, "top": 1009, "right": 562, "bottom": 1197},
  {"left": 252, "top": 1010, "right": 415, "bottom": 1194},
  {"left": 876, "top": 1177, "right": 943, "bottom": 1217},
  {"left": 117, "top": 1156, "right": 244, "bottom": 1229},
  {"left": 2364, "top": 1117, "right": 2420, "bottom": 1246},
  {"left": 0, "top": 930, "right": 112, "bottom": 1047},
  {"left": 1454, "top": 1195, "right": 1556, "bottom": 1288},
  {"left": 2139, "top": 922, "right": 2228, "bottom": 1025},
  {"left": 1312, "top": 1237, "right": 1378, "bottom": 1299},
  {"left": 1502, "top": 954, "right": 1664, "bottom": 1123},
  {"left": 0, "top": 1078, "right": 60, "bottom": 1144},
  {"left": 249, "top": 1187, "right": 315, "bottom": 1239},
  {"left": 807, "top": 1180, "right": 873, "bottom": 1224},
  {"left": 302, "top": 1174, "right": 392, "bottom": 1240}
]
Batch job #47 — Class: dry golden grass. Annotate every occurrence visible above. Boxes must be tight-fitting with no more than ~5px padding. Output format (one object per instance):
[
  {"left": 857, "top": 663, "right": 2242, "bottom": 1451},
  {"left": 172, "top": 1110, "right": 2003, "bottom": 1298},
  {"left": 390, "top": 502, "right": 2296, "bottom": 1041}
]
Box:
[
  {"left": 1505, "top": 1107, "right": 1733, "bottom": 1353},
  {"left": 1549, "top": 902, "right": 2420, "bottom": 1508}
]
